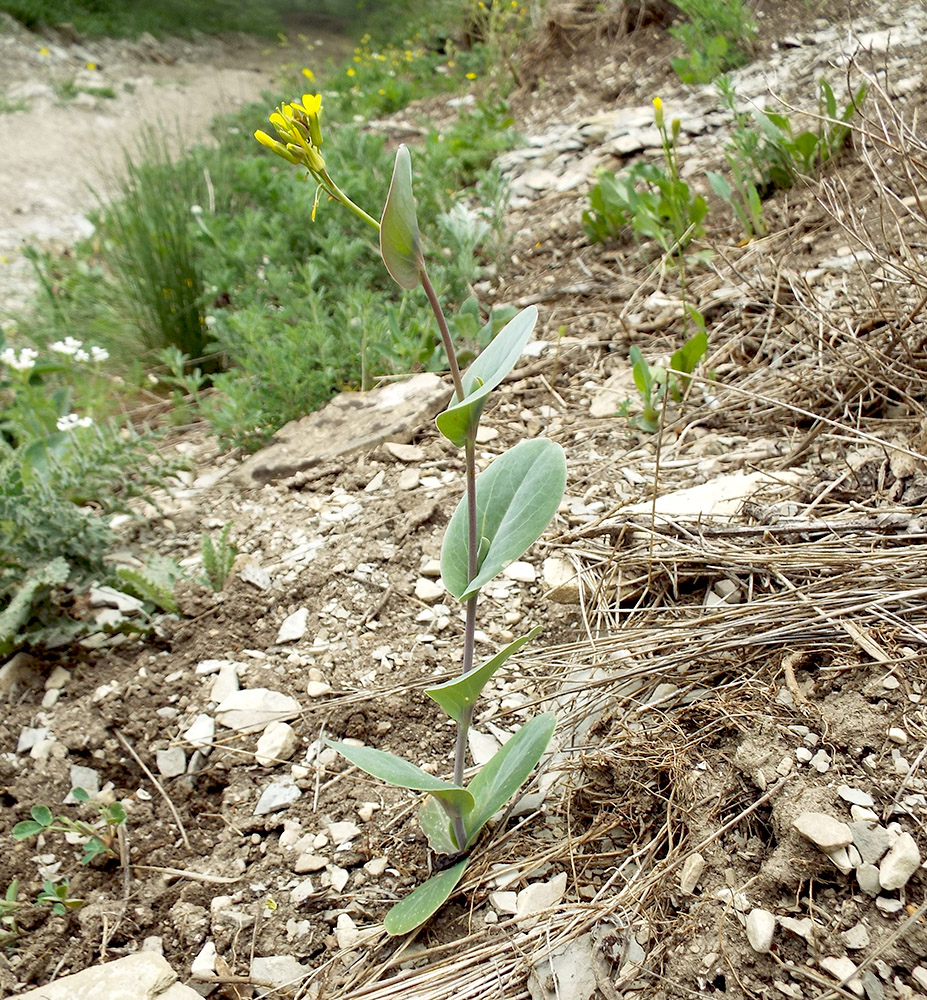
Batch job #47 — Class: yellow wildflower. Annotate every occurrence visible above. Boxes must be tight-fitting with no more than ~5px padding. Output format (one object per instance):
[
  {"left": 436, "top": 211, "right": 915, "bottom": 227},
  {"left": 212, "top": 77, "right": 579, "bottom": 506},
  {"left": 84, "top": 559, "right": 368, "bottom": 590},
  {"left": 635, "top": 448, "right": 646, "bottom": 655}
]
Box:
[
  {"left": 652, "top": 96, "right": 664, "bottom": 128},
  {"left": 347, "top": 67, "right": 356, "bottom": 76},
  {"left": 466, "top": 72, "right": 476, "bottom": 80},
  {"left": 301, "top": 68, "right": 315, "bottom": 81},
  {"left": 39, "top": 47, "right": 49, "bottom": 56}
]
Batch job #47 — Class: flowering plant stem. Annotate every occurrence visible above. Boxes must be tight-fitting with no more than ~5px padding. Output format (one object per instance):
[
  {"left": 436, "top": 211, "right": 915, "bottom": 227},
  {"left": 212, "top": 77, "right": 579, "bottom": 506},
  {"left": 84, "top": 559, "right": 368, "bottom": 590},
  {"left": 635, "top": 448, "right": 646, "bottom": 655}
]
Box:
[{"left": 256, "top": 96, "right": 566, "bottom": 934}]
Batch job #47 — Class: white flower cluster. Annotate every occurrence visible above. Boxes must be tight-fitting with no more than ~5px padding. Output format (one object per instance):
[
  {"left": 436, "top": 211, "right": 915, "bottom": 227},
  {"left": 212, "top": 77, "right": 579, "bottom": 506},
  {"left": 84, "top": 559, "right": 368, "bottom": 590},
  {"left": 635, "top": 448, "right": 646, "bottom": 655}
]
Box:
[
  {"left": 56, "top": 413, "right": 94, "bottom": 432},
  {"left": 0, "top": 346, "right": 39, "bottom": 371},
  {"left": 49, "top": 337, "right": 109, "bottom": 363}
]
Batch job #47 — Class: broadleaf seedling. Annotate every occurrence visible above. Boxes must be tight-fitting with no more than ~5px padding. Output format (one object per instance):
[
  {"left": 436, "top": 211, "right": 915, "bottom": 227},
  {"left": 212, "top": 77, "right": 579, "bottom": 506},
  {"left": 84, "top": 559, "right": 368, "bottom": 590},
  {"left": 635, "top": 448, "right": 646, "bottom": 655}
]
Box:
[{"left": 256, "top": 96, "right": 567, "bottom": 934}]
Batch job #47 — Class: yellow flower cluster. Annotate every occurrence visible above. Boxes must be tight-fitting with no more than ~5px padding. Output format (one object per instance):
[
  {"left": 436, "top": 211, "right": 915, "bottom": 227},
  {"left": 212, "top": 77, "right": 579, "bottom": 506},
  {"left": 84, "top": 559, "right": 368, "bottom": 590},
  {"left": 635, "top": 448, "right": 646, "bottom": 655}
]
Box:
[{"left": 254, "top": 93, "right": 325, "bottom": 176}]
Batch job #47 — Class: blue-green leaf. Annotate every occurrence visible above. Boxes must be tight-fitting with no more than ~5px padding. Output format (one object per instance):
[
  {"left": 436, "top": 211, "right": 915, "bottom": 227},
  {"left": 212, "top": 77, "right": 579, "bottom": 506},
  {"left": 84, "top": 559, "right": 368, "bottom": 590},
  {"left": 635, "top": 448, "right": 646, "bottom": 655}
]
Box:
[
  {"left": 380, "top": 144, "right": 423, "bottom": 290},
  {"left": 441, "top": 439, "right": 566, "bottom": 601},
  {"left": 327, "top": 741, "right": 473, "bottom": 815},
  {"left": 419, "top": 795, "right": 459, "bottom": 854},
  {"left": 425, "top": 627, "right": 541, "bottom": 722},
  {"left": 384, "top": 858, "right": 469, "bottom": 936},
  {"left": 435, "top": 306, "right": 538, "bottom": 446},
  {"left": 464, "top": 713, "right": 556, "bottom": 846}
]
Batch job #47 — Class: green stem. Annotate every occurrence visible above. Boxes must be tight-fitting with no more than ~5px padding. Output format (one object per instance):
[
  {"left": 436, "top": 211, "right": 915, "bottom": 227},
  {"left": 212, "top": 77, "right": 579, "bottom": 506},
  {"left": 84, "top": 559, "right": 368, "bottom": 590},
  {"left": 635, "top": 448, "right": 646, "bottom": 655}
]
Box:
[
  {"left": 420, "top": 268, "right": 466, "bottom": 404},
  {"left": 319, "top": 170, "right": 381, "bottom": 231}
]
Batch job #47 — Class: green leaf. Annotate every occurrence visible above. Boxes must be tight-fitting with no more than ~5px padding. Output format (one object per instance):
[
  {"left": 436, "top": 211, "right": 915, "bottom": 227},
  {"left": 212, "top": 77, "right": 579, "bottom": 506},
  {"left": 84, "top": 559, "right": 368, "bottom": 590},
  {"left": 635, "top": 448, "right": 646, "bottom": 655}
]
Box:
[
  {"left": 379, "top": 144, "right": 423, "bottom": 290},
  {"left": 12, "top": 821, "right": 44, "bottom": 840},
  {"left": 31, "top": 805, "right": 53, "bottom": 827},
  {"left": 384, "top": 857, "right": 469, "bottom": 936},
  {"left": 463, "top": 713, "right": 556, "bottom": 846},
  {"left": 81, "top": 839, "right": 108, "bottom": 865},
  {"left": 419, "top": 795, "right": 459, "bottom": 853},
  {"left": 671, "top": 331, "right": 708, "bottom": 377},
  {"left": 629, "top": 346, "right": 652, "bottom": 400},
  {"left": 435, "top": 306, "right": 538, "bottom": 447},
  {"left": 0, "top": 557, "right": 69, "bottom": 657},
  {"left": 425, "top": 627, "right": 541, "bottom": 722},
  {"left": 441, "top": 439, "right": 566, "bottom": 601},
  {"left": 70, "top": 787, "right": 90, "bottom": 803},
  {"left": 107, "top": 803, "right": 127, "bottom": 825},
  {"left": 706, "top": 170, "right": 732, "bottom": 203},
  {"left": 327, "top": 741, "right": 474, "bottom": 815}
]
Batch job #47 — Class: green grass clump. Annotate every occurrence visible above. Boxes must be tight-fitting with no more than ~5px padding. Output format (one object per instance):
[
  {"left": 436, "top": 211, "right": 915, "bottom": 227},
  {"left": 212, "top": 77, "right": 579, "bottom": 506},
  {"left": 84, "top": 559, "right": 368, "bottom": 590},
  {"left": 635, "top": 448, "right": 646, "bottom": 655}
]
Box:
[
  {"left": 670, "top": 0, "right": 757, "bottom": 83},
  {"left": 96, "top": 134, "right": 210, "bottom": 361}
]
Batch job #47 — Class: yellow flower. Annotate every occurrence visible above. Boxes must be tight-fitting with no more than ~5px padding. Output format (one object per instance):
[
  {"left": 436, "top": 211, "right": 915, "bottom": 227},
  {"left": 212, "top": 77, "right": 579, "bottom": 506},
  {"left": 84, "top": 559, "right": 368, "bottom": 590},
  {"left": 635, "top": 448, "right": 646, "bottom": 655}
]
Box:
[
  {"left": 86, "top": 61, "right": 97, "bottom": 70},
  {"left": 346, "top": 67, "right": 356, "bottom": 76},
  {"left": 652, "top": 96, "right": 664, "bottom": 128},
  {"left": 39, "top": 47, "right": 49, "bottom": 56},
  {"left": 301, "top": 67, "right": 315, "bottom": 81},
  {"left": 466, "top": 72, "right": 477, "bottom": 80},
  {"left": 254, "top": 130, "right": 300, "bottom": 165},
  {"left": 299, "top": 93, "right": 322, "bottom": 115}
]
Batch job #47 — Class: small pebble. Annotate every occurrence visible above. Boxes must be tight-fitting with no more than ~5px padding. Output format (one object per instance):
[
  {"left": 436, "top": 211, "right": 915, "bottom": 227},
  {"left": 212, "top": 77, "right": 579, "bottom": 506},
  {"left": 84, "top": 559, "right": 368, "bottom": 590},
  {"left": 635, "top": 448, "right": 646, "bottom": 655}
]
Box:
[
  {"left": 876, "top": 896, "right": 903, "bottom": 915},
  {"left": 879, "top": 832, "right": 921, "bottom": 890},
  {"left": 888, "top": 727, "right": 908, "bottom": 744},
  {"left": 842, "top": 923, "right": 870, "bottom": 950},
  {"left": 679, "top": 853, "right": 705, "bottom": 895},
  {"left": 793, "top": 812, "right": 853, "bottom": 852},
  {"left": 746, "top": 908, "right": 775, "bottom": 954},
  {"left": 838, "top": 786, "right": 875, "bottom": 808},
  {"left": 795, "top": 747, "right": 813, "bottom": 763},
  {"left": 820, "top": 956, "right": 863, "bottom": 997},
  {"left": 856, "top": 864, "right": 881, "bottom": 896}
]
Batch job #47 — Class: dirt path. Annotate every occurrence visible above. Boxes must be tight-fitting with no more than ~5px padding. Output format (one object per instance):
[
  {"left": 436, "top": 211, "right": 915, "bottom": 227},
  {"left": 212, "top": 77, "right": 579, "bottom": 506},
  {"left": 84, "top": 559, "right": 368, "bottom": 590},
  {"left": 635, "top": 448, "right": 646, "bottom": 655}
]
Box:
[{"left": 0, "top": 15, "right": 351, "bottom": 314}]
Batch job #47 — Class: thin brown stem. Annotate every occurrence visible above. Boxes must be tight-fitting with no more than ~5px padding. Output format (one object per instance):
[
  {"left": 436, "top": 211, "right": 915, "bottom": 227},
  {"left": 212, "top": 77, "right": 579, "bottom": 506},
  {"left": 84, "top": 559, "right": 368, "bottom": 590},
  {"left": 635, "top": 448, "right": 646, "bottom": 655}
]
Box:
[{"left": 421, "top": 267, "right": 465, "bottom": 403}]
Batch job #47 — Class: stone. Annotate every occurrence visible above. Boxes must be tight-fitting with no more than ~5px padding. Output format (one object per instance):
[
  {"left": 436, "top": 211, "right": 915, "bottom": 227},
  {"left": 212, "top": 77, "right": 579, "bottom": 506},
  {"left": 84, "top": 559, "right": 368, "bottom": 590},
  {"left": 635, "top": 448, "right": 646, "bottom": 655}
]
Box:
[
  {"left": 16, "top": 953, "right": 202, "bottom": 1000},
  {"left": 232, "top": 374, "right": 450, "bottom": 485},
  {"left": 276, "top": 608, "right": 308, "bottom": 644},
  {"left": 255, "top": 721, "right": 298, "bottom": 766},
  {"left": 912, "top": 967, "right": 927, "bottom": 992},
  {"left": 849, "top": 821, "right": 891, "bottom": 866},
  {"left": 543, "top": 557, "right": 582, "bottom": 603},
  {"left": 528, "top": 932, "right": 604, "bottom": 1000},
  {"left": 156, "top": 747, "right": 187, "bottom": 778},
  {"left": 45, "top": 665, "right": 71, "bottom": 690},
  {"left": 414, "top": 578, "right": 444, "bottom": 603},
  {"left": 746, "top": 908, "right": 775, "bottom": 954},
  {"left": 215, "top": 688, "right": 301, "bottom": 733},
  {"left": 251, "top": 955, "right": 308, "bottom": 991},
  {"left": 335, "top": 913, "right": 361, "bottom": 950},
  {"left": 210, "top": 661, "right": 239, "bottom": 703},
  {"left": 792, "top": 812, "right": 852, "bottom": 852},
  {"left": 679, "top": 853, "right": 706, "bottom": 895},
  {"left": 328, "top": 820, "right": 361, "bottom": 843},
  {"left": 838, "top": 786, "right": 874, "bottom": 808},
  {"left": 503, "top": 561, "right": 537, "bottom": 583},
  {"left": 239, "top": 563, "right": 272, "bottom": 591},
  {"left": 842, "top": 923, "right": 871, "bottom": 950},
  {"left": 879, "top": 832, "right": 921, "bottom": 890},
  {"left": 306, "top": 680, "right": 332, "bottom": 698},
  {"left": 183, "top": 713, "right": 215, "bottom": 748},
  {"left": 490, "top": 890, "right": 519, "bottom": 914},
  {"left": 89, "top": 585, "right": 144, "bottom": 614},
  {"left": 383, "top": 441, "right": 424, "bottom": 462},
  {"left": 190, "top": 940, "right": 217, "bottom": 978},
  {"left": 778, "top": 916, "right": 815, "bottom": 941},
  {"left": 514, "top": 873, "right": 568, "bottom": 927},
  {"left": 820, "top": 956, "right": 864, "bottom": 998},
  {"left": 888, "top": 727, "right": 908, "bottom": 744},
  {"left": 254, "top": 778, "right": 302, "bottom": 816},
  {"left": 364, "top": 857, "right": 388, "bottom": 876},
  {"left": 66, "top": 765, "right": 100, "bottom": 801},
  {"left": 856, "top": 864, "right": 881, "bottom": 896},
  {"left": 294, "top": 853, "right": 328, "bottom": 874},
  {"left": 17, "top": 727, "right": 48, "bottom": 753}
]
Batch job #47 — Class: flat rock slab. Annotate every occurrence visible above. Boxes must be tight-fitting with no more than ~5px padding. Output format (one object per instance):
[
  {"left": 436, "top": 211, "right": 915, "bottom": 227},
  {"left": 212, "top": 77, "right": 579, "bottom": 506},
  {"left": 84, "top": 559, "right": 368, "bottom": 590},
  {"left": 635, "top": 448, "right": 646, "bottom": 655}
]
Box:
[
  {"left": 232, "top": 374, "right": 450, "bottom": 486},
  {"left": 17, "top": 953, "right": 200, "bottom": 1000}
]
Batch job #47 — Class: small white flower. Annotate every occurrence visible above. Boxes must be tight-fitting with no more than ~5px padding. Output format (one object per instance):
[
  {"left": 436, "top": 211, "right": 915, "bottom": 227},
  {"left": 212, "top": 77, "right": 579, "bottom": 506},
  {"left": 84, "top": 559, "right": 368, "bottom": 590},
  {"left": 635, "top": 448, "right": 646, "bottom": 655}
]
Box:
[
  {"left": 90, "top": 346, "right": 109, "bottom": 363},
  {"left": 49, "top": 336, "right": 84, "bottom": 356},
  {"left": 1, "top": 347, "right": 39, "bottom": 372},
  {"left": 73, "top": 349, "right": 90, "bottom": 363},
  {"left": 56, "top": 413, "right": 93, "bottom": 432},
  {"left": 190, "top": 204, "right": 203, "bottom": 216}
]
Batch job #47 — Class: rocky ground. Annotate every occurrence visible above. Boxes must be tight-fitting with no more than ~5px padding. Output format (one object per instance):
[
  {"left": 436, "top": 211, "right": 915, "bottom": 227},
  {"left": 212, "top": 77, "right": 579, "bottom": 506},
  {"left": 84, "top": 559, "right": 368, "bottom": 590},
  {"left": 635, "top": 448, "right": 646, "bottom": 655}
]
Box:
[{"left": 3, "top": 2, "right": 927, "bottom": 999}]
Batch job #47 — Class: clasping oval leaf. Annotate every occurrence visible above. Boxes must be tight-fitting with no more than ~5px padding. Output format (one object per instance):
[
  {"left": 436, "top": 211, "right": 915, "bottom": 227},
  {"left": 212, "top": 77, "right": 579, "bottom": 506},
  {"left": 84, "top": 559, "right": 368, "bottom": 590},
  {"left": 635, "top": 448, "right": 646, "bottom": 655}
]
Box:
[
  {"left": 441, "top": 439, "right": 566, "bottom": 601},
  {"left": 380, "top": 144, "right": 423, "bottom": 290}
]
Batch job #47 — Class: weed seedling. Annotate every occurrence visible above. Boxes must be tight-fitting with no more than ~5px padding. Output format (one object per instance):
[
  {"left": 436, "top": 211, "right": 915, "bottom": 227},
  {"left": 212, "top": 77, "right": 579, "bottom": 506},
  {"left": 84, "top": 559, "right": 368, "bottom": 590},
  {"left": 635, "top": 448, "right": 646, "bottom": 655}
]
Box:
[
  {"left": 256, "top": 94, "right": 566, "bottom": 933},
  {"left": 12, "top": 787, "right": 126, "bottom": 865}
]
